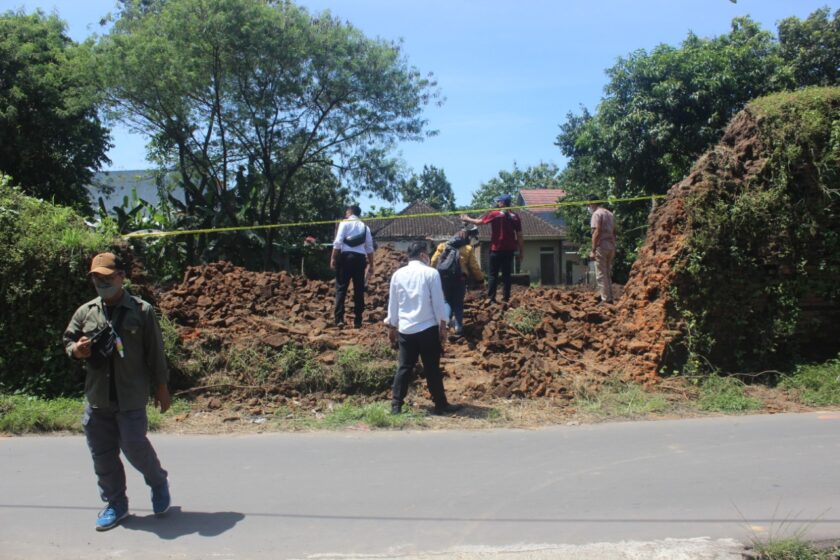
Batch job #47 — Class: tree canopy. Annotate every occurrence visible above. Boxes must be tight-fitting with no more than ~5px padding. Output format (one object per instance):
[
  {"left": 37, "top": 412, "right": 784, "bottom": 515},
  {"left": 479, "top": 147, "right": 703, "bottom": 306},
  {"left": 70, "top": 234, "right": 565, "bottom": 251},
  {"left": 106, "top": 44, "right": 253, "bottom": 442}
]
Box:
[
  {"left": 399, "top": 165, "right": 455, "bottom": 211},
  {"left": 0, "top": 10, "right": 111, "bottom": 212},
  {"left": 96, "top": 0, "right": 438, "bottom": 268},
  {"left": 470, "top": 161, "right": 562, "bottom": 210},
  {"left": 555, "top": 9, "right": 840, "bottom": 281},
  {"left": 778, "top": 7, "right": 840, "bottom": 88}
]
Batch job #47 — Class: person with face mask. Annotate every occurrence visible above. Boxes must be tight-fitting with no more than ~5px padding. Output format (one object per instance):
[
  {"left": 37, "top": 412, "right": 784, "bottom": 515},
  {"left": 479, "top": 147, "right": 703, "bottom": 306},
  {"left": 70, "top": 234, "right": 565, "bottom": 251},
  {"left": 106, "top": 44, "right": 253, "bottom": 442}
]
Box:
[
  {"left": 586, "top": 194, "right": 617, "bottom": 304},
  {"left": 63, "top": 252, "right": 172, "bottom": 531},
  {"left": 385, "top": 242, "right": 460, "bottom": 415},
  {"left": 430, "top": 226, "right": 484, "bottom": 337}
]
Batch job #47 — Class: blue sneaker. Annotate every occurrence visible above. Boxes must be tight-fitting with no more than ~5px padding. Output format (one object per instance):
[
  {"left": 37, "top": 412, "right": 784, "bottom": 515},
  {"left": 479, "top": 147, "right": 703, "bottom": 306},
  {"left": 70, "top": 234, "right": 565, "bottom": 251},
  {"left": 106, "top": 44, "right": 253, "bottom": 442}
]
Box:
[
  {"left": 151, "top": 481, "right": 171, "bottom": 515},
  {"left": 96, "top": 503, "right": 129, "bottom": 531}
]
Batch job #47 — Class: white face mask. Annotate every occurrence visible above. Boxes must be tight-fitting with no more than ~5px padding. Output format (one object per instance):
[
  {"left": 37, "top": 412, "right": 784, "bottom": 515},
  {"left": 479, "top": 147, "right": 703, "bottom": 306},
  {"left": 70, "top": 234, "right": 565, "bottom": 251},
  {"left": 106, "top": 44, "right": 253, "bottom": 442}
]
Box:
[{"left": 94, "top": 279, "right": 119, "bottom": 300}]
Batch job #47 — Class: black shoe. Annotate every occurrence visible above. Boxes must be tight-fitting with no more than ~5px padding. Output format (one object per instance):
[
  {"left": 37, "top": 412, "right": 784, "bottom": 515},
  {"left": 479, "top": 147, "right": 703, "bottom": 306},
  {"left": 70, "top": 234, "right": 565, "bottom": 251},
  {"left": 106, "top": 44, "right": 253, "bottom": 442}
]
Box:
[
  {"left": 390, "top": 403, "right": 403, "bottom": 415},
  {"left": 432, "top": 403, "right": 462, "bottom": 415},
  {"left": 354, "top": 319, "right": 363, "bottom": 329},
  {"left": 336, "top": 319, "right": 346, "bottom": 327}
]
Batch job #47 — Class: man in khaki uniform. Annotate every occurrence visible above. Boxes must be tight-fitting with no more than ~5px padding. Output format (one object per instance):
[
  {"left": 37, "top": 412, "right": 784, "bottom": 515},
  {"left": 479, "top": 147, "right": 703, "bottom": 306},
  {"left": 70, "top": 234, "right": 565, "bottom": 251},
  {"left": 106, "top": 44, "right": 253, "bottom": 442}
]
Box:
[
  {"left": 63, "top": 253, "right": 172, "bottom": 531},
  {"left": 587, "top": 194, "right": 617, "bottom": 303}
]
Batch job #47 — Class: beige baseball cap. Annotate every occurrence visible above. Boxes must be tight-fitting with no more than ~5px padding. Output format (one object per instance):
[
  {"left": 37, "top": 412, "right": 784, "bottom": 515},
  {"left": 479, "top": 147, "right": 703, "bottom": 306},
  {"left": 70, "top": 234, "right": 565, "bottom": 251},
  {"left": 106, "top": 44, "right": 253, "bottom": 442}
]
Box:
[{"left": 89, "top": 253, "right": 120, "bottom": 275}]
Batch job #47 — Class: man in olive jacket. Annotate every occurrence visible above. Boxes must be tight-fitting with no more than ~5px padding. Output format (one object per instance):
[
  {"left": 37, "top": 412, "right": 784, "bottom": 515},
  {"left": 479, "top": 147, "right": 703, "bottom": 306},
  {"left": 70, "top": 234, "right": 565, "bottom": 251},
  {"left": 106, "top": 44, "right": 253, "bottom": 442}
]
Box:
[{"left": 63, "top": 252, "right": 171, "bottom": 531}]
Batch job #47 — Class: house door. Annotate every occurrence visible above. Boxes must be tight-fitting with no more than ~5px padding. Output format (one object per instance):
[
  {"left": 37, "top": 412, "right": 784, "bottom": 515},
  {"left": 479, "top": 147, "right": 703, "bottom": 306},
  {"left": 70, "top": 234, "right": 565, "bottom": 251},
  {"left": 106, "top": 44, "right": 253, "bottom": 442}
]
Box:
[{"left": 539, "top": 248, "right": 555, "bottom": 284}]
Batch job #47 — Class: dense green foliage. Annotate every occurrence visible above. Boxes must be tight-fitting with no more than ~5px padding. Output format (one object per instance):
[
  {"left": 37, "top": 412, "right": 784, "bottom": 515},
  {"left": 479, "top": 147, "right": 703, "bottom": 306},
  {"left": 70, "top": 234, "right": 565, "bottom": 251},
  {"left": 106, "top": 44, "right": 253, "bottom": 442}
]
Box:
[
  {"left": 0, "top": 10, "right": 110, "bottom": 213},
  {"left": 399, "top": 165, "right": 455, "bottom": 211},
  {"left": 0, "top": 177, "right": 118, "bottom": 396},
  {"left": 780, "top": 354, "right": 840, "bottom": 406},
  {"left": 673, "top": 88, "right": 840, "bottom": 373},
  {"left": 556, "top": 9, "right": 840, "bottom": 280},
  {"left": 95, "top": 0, "right": 438, "bottom": 269},
  {"left": 470, "top": 162, "right": 562, "bottom": 210},
  {"left": 778, "top": 7, "right": 840, "bottom": 88}
]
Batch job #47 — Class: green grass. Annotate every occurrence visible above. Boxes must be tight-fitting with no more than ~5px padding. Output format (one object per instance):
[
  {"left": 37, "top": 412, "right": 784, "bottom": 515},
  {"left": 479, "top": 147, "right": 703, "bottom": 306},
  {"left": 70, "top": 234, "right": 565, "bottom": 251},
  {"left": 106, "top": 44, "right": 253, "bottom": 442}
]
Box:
[
  {"left": 333, "top": 345, "right": 394, "bottom": 394},
  {"left": 574, "top": 381, "right": 671, "bottom": 418},
  {"left": 698, "top": 376, "right": 762, "bottom": 412},
  {"left": 273, "top": 401, "right": 427, "bottom": 430},
  {"left": 751, "top": 538, "right": 838, "bottom": 560},
  {"left": 504, "top": 307, "right": 543, "bottom": 334},
  {"left": 0, "top": 394, "right": 190, "bottom": 434},
  {"left": 321, "top": 402, "right": 426, "bottom": 429},
  {"left": 0, "top": 395, "right": 85, "bottom": 433},
  {"left": 779, "top": 357, "right": 840, "bottom": 406}
]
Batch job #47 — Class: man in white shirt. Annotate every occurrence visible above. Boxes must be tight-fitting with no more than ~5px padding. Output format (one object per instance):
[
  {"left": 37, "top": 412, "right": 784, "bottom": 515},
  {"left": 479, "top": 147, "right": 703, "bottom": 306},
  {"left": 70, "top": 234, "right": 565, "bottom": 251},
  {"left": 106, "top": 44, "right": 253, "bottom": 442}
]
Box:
[
  {"left": 385, "top": 242, "right": 461, "bottom": 416},
  {"left": 330, "top": 205, "right": 375, "bottom": 328}
]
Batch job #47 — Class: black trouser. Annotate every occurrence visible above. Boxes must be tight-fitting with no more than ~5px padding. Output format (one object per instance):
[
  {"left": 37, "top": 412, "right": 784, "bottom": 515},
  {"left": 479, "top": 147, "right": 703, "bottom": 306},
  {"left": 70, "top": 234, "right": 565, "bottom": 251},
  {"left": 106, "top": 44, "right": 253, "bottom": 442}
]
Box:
[
  {"left": 335, "top": 251, "right": 366, "bottom": 324},
  {"left": 391, "top": 326, "right": 448, "bottom": 408},
  {"left": 488, "top": 250, "right": 515, "bottom": 302}
]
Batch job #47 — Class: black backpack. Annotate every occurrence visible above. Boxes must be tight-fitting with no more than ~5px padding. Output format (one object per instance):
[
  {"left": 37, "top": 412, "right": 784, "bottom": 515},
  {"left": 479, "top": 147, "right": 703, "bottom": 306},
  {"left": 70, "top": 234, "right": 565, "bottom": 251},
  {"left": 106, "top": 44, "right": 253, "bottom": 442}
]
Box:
[{"left": 436, "top": 243, "right": 461, "bottom": 279}]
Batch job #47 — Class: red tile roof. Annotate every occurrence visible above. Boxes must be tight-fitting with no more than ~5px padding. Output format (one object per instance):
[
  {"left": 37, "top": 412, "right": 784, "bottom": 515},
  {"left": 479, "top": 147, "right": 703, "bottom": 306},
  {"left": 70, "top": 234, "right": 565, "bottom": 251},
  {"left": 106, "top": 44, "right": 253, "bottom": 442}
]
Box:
[
  {"left": 475, "top": 208, "right": 565, "bottom": 240},
  {"left": 518, "top": 189, "right": 566, "bottom": 209}
]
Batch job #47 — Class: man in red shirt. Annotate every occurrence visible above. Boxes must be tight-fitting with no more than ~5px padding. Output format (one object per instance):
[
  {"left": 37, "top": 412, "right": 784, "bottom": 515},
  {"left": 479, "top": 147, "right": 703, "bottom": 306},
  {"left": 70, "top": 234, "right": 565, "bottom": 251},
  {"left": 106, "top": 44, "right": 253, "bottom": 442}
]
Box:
[{"left": 461, "top": 194, "right": 524, "bottom": 303}]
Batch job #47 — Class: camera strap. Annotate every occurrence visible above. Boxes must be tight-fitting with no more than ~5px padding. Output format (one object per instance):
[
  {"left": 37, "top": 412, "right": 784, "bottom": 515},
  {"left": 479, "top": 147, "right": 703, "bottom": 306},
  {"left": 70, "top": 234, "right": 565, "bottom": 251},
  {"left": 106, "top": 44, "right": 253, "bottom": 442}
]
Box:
[{"left": 105, "top": 306, "right": 128, "bottom": 359}]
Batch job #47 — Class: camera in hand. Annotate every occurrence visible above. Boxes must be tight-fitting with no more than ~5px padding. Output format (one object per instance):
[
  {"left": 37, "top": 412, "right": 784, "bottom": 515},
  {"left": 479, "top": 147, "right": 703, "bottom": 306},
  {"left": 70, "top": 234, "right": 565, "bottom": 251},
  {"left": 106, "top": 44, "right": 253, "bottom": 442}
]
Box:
[{"left": 87, "top": 325, "right": 116, "bottom": 369}]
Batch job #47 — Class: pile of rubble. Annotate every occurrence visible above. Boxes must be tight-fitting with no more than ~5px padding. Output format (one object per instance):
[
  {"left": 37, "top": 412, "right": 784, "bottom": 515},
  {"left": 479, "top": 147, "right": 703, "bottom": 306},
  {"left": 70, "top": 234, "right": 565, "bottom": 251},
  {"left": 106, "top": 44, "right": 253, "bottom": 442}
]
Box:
[
  {"left": 159, "top": 246, "right": 407, "bottom": 344},
  {"left": 159, "top": 245, "right": 630, "bottom": 402}
]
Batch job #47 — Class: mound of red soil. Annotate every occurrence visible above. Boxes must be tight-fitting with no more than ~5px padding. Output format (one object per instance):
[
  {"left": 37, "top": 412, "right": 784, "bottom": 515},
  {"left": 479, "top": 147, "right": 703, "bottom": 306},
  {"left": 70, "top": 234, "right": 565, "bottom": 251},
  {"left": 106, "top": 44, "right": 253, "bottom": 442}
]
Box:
[{"left": 158, "top": 244, "right": 630, "bottom": 401}]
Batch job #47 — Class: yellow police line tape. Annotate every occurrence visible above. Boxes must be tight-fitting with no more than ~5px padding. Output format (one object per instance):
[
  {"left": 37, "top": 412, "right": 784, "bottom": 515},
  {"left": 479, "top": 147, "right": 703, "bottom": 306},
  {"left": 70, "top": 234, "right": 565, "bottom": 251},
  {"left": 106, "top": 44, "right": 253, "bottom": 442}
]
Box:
[{"left": 122, "top": 194, "right": 667, "bottom": 240}]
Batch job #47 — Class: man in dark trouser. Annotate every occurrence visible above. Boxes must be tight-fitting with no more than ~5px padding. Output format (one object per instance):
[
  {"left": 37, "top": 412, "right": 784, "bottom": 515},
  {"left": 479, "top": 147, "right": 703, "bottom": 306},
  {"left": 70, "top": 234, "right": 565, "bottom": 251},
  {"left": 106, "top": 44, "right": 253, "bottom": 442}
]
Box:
[
  {"left": 385, "top": 242, "right": 460, "bottom": 415},
  {"left": 461, "top": 194, "right": 523, "bottom": 304},
  {"left": 488, "top": 250, "right": 514, "bottom": 304},
  {"left": 63, "top": 252, "right": 171, "bottom": 532},
  {"left": 330, "top": 205, "right": 375, "bottom": 328}
]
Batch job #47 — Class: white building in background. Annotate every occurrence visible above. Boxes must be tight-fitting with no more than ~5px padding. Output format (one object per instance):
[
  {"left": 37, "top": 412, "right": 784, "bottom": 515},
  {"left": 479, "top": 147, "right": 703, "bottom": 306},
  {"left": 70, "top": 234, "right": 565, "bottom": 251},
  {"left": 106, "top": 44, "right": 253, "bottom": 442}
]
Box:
[{"left": 88, "top": 170, "right": 184, "bottom": 212}]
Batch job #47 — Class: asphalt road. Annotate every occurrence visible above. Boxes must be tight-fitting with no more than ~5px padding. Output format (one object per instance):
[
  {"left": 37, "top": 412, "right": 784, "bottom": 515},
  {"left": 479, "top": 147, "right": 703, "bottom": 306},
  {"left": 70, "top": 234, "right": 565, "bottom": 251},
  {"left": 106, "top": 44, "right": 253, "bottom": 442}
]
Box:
[{"left": 2, "top": 412, "right": 839, "bottom": 559}]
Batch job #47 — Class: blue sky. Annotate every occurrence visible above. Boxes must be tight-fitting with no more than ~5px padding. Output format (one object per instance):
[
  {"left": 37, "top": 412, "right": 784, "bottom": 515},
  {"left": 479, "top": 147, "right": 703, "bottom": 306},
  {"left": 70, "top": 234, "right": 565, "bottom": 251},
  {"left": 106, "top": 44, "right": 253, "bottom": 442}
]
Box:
[{"left": 4, "top": 0, "right": 838, "bottom": 207}]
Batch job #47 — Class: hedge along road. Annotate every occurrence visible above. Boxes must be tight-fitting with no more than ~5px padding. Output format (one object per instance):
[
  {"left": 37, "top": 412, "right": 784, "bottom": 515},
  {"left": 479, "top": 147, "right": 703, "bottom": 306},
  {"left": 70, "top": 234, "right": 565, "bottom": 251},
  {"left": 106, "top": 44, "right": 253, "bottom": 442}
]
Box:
[{"left": 2, "top": 412, "right": 839, "bottom": 560}]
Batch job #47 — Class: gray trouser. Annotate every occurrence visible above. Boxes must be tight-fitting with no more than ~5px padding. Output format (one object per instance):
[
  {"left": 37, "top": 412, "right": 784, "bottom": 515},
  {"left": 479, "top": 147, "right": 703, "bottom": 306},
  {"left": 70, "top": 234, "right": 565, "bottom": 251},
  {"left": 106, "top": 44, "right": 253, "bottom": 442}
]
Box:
[
  {"left": 83, "top": 404, "right": 167, "bottom": 508},
  {"left": 595, "top": 247, "right": 615, "bottom": 302}
]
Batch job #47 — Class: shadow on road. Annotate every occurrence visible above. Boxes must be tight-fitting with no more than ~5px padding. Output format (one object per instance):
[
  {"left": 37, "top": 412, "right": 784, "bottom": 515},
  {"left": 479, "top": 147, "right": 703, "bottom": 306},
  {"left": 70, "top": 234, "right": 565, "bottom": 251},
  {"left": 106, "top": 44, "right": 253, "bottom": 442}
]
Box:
[{"left": 122, "top": 507, "right": 244, "bottom": 539}]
